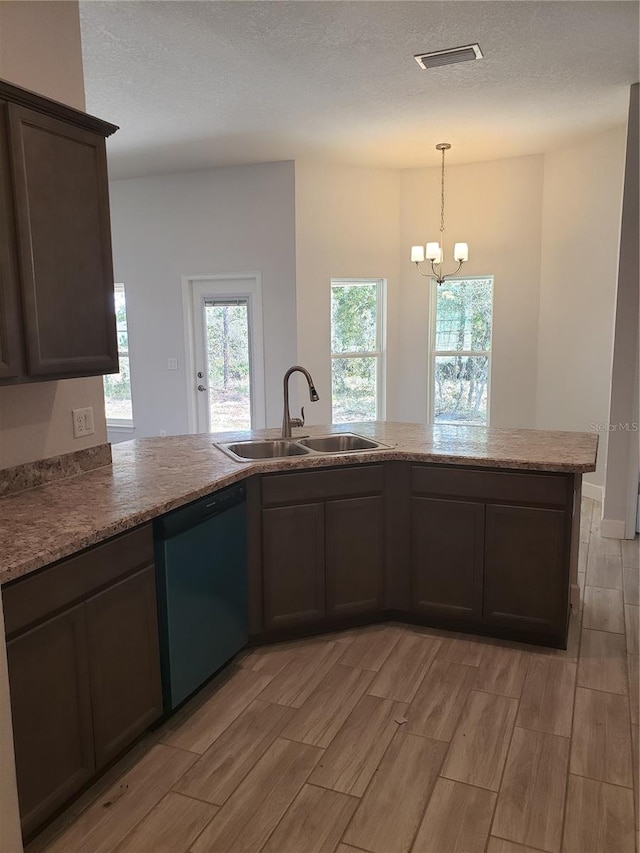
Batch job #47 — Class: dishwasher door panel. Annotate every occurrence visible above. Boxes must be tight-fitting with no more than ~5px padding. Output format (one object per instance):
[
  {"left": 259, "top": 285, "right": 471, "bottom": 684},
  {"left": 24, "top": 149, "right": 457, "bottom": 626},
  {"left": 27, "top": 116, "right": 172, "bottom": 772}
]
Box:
[{"left": 156, "top": 499, "right": 247, "bottom": 710}]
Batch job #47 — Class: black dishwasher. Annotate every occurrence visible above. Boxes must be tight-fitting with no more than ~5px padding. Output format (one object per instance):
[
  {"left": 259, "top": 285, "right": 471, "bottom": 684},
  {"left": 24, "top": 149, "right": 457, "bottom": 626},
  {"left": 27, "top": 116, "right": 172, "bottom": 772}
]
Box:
[{"left": 154, "top": 483, "right": 247, "bottom": 710}]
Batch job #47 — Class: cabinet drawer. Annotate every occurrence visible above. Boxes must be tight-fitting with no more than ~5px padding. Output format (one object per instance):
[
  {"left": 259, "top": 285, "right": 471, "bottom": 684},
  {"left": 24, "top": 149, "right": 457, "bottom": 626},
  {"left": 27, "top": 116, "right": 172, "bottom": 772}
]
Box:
[
  {"left": 261, "top": 464, "right": 384, "bottom": 506},
  {"left": 411, "top": 466, "right": 569, "bottom": 507},
  {"left": 3, "top": 525, "right": 154, "bottom": 637}
]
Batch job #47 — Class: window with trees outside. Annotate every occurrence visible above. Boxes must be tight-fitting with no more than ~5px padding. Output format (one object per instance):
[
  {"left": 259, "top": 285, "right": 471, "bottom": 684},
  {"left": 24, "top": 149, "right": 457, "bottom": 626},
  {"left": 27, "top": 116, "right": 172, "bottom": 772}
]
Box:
[
  {"left": 331, "top": 279, "right": 385, "bottom": 423},
  {"left": 103, "top": 283, "right": 133, "bottom": 424},
  {"left": 430, "top": 277, "right": 493, "bottom": 425}
]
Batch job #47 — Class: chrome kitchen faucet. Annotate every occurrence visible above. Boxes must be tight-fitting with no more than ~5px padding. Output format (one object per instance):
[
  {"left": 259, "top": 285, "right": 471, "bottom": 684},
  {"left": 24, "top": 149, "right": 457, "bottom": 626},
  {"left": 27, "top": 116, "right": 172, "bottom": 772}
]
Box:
[{"left": 282, "top": 366, "right": 319, "bottom": 438}]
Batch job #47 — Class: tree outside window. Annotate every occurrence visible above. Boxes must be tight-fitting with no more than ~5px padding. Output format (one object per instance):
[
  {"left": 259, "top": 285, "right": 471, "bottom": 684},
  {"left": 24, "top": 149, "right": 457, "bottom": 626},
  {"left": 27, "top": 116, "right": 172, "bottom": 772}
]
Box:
[
  {"left": 431, "top": 278, "right": 493, "bottom": 425},
  {"left": 103, "top": 283, "right": 133, "bottom": 423},
  {"left": 331, "top": 280, "right": 385, "bottom": 423}
]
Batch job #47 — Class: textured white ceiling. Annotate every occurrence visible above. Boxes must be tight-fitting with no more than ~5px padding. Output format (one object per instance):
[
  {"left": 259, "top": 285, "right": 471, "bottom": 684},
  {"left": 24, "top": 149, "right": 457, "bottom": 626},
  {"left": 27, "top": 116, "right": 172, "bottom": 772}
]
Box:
[{"left": 79, "top": 1, "right": 639, "bottom": 179}]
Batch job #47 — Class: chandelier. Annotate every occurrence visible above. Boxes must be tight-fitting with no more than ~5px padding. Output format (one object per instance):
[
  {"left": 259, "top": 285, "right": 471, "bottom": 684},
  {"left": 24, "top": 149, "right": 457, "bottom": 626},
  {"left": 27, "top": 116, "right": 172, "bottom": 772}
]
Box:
[{"left": 411, "top": 143, "right": 468, "bottom": 285}]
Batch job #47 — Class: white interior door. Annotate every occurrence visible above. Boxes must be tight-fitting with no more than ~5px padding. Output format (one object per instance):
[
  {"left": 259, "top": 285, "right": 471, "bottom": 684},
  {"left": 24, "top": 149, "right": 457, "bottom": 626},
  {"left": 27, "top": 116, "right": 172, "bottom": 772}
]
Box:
[{"left": 185, "top": 275, "right": 266, "bottom": 433}]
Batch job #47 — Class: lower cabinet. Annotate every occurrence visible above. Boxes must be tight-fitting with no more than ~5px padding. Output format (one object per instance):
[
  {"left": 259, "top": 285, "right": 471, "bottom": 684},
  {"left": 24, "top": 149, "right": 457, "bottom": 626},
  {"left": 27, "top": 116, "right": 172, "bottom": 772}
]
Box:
[
  {"left": 262, "top": 502, "right": 325, "bottom": 630},
  {"left": 260, "top": 471, "right": 386, "bottom": 633},
  {"left": 408, "top": 466, "right": 573, "bottom": 643},
  {"left": 410, "top": 497, "right": 484, "bottom": 620},
  {"left": 7, "top": 605, "right": 95, "bottom": 838},
  {"left": 484, "top": 503, "right": 568, "bottom": 638},
  {"left": 259, "top": 463, "right": 573, "bottom": 645},
  {"left": 3, "top": 526, "right": 162, "bottom": 839},
  {"left": 326, "top": 496, "right": 384, "bottom": 617},
  {"left": 85, "top": 567, "right": 163, "bottom": 769}
]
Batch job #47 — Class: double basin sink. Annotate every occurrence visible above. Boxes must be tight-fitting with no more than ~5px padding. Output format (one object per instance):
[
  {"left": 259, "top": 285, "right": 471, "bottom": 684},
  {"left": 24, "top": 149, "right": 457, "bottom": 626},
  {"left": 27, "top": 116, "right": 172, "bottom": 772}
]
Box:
[{"left": 216, "top": 432, "right": 388, "bottom": 462}]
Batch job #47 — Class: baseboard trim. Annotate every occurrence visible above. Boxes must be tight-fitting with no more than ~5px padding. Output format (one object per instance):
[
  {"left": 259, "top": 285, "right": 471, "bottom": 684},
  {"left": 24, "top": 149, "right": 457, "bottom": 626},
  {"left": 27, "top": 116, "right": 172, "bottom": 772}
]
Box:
[
  {"left": 570, "top": 582, "right": 581, "bottom": 612},
  {"left": 600, "top": 518, "right": 627, "bottom": 540},
  {"left": 582, "top": 481, "right": 603, "bottom": 503}
]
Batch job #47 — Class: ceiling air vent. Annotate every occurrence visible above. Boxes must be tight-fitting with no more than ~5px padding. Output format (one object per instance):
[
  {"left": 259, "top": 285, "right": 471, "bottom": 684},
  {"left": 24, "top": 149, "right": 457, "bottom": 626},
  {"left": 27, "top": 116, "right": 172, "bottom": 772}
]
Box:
[{"left": 414, "top": 44, "right": 483, "bottom": 70}]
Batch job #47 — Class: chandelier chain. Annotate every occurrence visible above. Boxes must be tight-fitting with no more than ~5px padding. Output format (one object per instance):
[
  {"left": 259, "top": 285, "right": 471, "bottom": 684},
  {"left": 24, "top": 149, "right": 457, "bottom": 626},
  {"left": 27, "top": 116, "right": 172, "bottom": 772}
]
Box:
[
  {"left": 410, "top": 141, "right": 466, "bottom": 284},
  {"left": 440, "top": 145, "right": 445, "bottom": 234}
]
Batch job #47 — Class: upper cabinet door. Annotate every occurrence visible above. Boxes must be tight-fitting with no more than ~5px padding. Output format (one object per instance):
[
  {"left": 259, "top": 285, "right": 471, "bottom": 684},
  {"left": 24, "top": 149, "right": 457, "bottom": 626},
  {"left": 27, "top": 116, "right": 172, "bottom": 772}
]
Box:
[
  {"left": 0, "top": 102, "right": 24, "bottom": 378},
  {"left": 7, "top": 104, "right": 118, "bottom": 377}
]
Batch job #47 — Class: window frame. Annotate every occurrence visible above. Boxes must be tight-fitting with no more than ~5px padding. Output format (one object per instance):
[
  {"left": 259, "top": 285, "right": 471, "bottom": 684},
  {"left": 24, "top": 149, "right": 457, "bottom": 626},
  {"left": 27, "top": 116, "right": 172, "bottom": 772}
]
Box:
[
  {"left": 330, "top": 278, "right": 386, "bottom": 423},
  {"left": 104, "top": 282, "right": 134, "bottom": 428},
  {"left": 428, "top": 276, "right": 494, "bottom": 427}
]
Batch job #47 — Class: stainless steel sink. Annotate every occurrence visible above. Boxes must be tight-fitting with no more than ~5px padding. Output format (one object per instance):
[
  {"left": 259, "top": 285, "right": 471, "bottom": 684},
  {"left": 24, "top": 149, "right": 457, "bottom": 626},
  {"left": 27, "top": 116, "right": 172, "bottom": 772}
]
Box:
[
  {"left": 216, "top": 432, "right": 388, "bottom": 462},
  {"left": 298, "top": 433, "right": 384, "bottom": 453},
  {"left": 216, "top": 440, "right": 311, "bottom": 462}
]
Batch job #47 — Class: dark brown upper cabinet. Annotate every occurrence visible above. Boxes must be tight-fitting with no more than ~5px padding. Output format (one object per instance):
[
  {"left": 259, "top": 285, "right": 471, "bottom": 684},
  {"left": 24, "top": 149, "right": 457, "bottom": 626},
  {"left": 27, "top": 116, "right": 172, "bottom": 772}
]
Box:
[{"left": 0, "top": 79, "right": 119, "bottom": 384}]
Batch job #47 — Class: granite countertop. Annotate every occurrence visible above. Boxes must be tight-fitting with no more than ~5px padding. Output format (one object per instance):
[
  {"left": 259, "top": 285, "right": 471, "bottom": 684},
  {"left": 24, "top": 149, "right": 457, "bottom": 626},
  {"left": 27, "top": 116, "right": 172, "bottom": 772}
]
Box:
[{"left": 0, "top": 422, "right": 597, "bottom": 585}]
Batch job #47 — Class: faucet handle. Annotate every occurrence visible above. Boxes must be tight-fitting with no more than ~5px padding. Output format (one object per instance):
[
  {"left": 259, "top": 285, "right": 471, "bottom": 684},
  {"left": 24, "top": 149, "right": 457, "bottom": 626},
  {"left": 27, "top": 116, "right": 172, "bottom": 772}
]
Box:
[{"left": 290, "top": 407, "right": 305, "bottom": 430}]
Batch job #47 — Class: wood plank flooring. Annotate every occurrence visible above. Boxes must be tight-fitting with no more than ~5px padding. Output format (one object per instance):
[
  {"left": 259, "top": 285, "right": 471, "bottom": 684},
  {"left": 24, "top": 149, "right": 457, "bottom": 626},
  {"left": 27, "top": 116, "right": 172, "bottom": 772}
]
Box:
[{"left": 30, "top": 498, "right": 638, "bottom": 853}]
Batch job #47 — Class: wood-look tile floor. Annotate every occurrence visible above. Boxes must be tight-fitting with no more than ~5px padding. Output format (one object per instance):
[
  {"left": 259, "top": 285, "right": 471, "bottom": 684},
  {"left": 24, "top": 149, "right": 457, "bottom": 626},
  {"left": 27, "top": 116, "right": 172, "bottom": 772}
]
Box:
[{"left": 29, "top": 499, "right": 639, "bottom": 853}]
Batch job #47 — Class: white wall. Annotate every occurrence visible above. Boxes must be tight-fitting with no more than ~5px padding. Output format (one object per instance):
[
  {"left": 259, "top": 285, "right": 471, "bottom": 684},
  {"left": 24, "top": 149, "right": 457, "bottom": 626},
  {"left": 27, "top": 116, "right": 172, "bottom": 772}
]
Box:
[
  {"left": 0, "top": 1, "right": 94, "bottom": 847},
  {"left": 0, "top": 0, "right": 108, "bottom": 470},
  {"left": 395, "top": 154, "right": 544, "bottom": 426},
  {"left": 603, "top": 86, "right": 639, "bottom": 535},
  {"left": 294, "top": 161, "right": 401, "bottom": 425},
  {"left": 536, "top": 126, "right": 626, "bottom": 489},
  {"left": 108, "top": 161, "right": 297, "bottom": 436}
]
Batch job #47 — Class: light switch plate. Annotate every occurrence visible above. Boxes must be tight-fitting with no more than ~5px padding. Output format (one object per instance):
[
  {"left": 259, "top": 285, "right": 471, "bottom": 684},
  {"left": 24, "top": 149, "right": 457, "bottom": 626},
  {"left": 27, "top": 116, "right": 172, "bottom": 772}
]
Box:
[{"left": 72, "top": 407, "right": 95, "bottom": 438}]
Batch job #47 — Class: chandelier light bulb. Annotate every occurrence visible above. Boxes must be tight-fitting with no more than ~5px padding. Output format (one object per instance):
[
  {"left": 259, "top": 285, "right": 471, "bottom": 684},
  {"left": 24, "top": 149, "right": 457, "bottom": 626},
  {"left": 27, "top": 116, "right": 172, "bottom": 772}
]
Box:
[
  {"left": 453, "top": 242, "right": 469, "bottom": 263},
  {"left": 425, "top": 242, "right": 441, "bottom": 263},
  {"left": 411, "top": 245, "right": 425, "bottom": 263}
]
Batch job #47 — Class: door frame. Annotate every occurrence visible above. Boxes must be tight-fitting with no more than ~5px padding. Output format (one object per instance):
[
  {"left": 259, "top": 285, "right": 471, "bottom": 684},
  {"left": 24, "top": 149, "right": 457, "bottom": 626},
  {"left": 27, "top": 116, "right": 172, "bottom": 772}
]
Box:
[{"left": 182, "top": 273, "right": 266, "bottom": 433}]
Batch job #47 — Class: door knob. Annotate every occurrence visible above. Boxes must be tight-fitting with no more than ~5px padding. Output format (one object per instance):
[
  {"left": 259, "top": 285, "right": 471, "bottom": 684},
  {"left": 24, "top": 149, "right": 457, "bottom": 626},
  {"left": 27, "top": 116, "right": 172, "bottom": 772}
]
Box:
[{"left": 197, "top": 384, "right": 207, "bottom": 392}]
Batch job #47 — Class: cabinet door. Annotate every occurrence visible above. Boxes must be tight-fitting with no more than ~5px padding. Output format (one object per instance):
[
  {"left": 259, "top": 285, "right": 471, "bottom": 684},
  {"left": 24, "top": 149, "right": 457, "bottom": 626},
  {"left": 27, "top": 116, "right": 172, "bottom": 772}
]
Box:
[
  {"left": 7, "top": 104, "right": 118, "bottom": 378},
  {"left": 411, "top": 497, "right": 484, "bottom": 620},
  {"left": 7, "top": 605, "right": 94, "bottom": 838},
  {"left": 0, "top": 102, "right": 24, "bottom": 378},
  {"left": 262, "top": 503, "right": 325, "bottom": 630},
  {"left": 85, "top": 566, "right": 163, "bottom": 769},
  {"left": 326, "top": 496, "right": 384, "bottom": 617},
  {"left": 484, "top": 504, "right": 568, "bottom": 638}
]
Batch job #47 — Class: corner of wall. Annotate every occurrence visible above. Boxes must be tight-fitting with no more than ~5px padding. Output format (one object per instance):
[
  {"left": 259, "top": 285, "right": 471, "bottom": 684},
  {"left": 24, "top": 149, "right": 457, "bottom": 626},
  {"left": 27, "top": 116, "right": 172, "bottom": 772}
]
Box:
[{"left": 0, "top": 0, "right": 111, "bottom": 469}]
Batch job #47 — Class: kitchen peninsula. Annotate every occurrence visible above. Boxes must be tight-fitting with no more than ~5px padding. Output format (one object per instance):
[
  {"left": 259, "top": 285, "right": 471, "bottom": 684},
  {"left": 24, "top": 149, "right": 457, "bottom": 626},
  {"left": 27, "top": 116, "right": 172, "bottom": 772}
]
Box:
[
  {"left": 1, "top": 422, "right": 596, "bottom": 589},
  {"left": 0, "top": 422, "right": 597, "bottom": 838}
]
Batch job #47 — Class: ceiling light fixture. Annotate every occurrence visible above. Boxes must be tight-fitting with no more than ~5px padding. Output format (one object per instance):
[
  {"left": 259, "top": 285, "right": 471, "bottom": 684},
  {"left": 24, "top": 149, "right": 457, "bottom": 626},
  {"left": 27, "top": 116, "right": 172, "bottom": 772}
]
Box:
[
  {"left": 411, "top": 143, "right": 468, "bottom": 285},
  {"left": 414, "top": 44, "right": 483, "bottom": 70}
]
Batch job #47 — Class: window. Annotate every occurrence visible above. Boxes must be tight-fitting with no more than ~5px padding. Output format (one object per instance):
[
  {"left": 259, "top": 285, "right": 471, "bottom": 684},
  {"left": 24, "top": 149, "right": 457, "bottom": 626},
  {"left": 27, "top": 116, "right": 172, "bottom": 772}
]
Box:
[
  {"left": 204, "top": 298, "right": 252, "bottom": 431},
  {"left": 331, "top": 279, "right": 385, "bottom": 423},
  {"left": 430, "top": 277, "right": 493, "bottom": 425},
  {"left": 103, "top": 283, "right": 133, "bottom": 424}
]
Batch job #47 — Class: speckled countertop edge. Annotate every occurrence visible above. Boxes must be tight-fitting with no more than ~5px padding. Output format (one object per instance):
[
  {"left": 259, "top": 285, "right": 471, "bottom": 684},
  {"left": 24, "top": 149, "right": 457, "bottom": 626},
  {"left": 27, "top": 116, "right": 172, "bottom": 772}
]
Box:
[{"left": 0, "top": 422, "right": 598, "bottom": 585}]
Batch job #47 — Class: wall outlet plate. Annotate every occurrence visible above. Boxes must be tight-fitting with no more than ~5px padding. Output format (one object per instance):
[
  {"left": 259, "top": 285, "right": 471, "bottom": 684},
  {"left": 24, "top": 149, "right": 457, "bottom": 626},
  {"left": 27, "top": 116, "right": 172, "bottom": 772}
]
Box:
[
  {"left": 73, "top": 407, "right": 95, "bottom": 439},
  {"left": 167, "top": 358, "right": 178, "bottom": 370}
]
